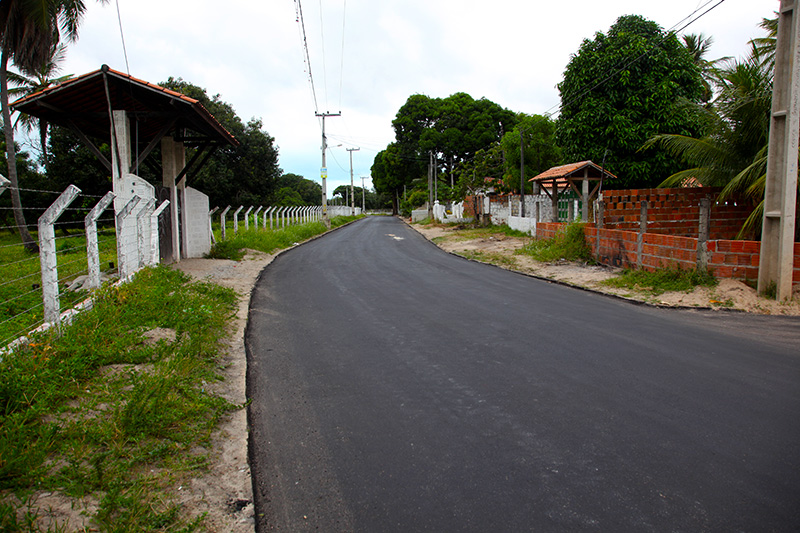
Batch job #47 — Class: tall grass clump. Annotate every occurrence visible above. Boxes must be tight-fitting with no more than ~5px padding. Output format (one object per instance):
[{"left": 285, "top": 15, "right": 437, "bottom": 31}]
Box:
[
  {"left": 0, "top": 265, "right": 237, "bottom": 531},
  {"left": 602, "top": 267, "right": 718, "bottom": 295},
  {"left": 517, "top": 222, "right": 594, "bottom": 263}
]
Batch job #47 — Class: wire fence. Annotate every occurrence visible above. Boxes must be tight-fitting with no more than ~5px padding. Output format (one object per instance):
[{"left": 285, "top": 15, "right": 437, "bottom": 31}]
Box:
[{"left": 0, "top": 185, "right": 118, "bottom": 347}]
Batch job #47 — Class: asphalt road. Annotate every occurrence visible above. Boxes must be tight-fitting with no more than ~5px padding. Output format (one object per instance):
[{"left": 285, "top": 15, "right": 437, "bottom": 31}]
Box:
[{"left": 246, "top": 216, "right": 800, "bottom": 532}]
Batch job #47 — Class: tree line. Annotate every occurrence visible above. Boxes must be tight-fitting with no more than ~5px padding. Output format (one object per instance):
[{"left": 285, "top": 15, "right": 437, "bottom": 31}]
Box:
[{"left": 372, "top": 13, "right": 784, "bottom": 237}]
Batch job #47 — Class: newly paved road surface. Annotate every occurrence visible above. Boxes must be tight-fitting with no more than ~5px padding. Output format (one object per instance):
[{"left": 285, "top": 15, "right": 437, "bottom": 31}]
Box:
[{"left": 246, "top": 216, "right": 800, "bottom": 532}]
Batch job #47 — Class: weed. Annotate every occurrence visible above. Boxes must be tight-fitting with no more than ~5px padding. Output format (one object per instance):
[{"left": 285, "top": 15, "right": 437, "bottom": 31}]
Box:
[
  {"left": 461, "top": 250, "right": 518, "bottom": 268},
  {"left": 0, "top": 265, "right": 237, "bottom": 530},
  {"left": 763, "top": 281, "right": 777, "bottom": 300},
  {"left": 517, "top": 222, "right": 594, "bottom": 263},
  {"left": 205, "top": 240, "right": 244, "bottom": 261},
  {"left": 602, "top": 267, "right": 718, "bottom": 296}
]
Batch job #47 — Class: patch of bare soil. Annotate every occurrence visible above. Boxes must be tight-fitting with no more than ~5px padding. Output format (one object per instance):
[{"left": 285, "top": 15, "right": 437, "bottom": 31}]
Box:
[
  {"left": 168, "top": 249, "right": 277, "bottom": 532},
  {"left": 413, "top": 222, "right": 800, "bottom": 316}
]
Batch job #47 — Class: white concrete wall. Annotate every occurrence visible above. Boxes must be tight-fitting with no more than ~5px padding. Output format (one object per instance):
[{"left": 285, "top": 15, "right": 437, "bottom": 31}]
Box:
[{"left": 185, "top": 187, "right": 211, "bottom": 258}]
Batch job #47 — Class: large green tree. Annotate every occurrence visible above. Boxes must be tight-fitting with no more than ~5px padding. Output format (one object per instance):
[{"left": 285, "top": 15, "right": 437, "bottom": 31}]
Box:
[
  {"left": 1, "top": 0, "right": 106, "bottom": 251},
  {"left": 500, "top": 113, "right": 562, "bottom": 193},
  {"left": 158, "top": 78, "right": 282, "bottom": 209},
  {"left": 392, "top": 92, "right": 517, "bottom": 181},
  {"left": 275, "top": 172, "right": 321, "bottom": 205},
  {"left": 556, "top": 15, "right": 706, "bottom": 189},
  {"left": 372, "top": 143, "right": 418, "bottom": 215}
]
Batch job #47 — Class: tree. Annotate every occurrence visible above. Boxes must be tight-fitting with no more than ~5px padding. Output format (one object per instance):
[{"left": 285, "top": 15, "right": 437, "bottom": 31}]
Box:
[
  {"left": 643, "top": 21, "right": 778, "bottom": 238},
  {"left": 159, "top": 78, "right": 282, "bottom": 208},
  {"left": 392, "top": 92, "right": 516, "bottom": 185},
  {"left": 372, "top": 143, "right": 417, "bottom": 215},
  {"left": 1, "top": 0, "right": 106, "bottom": 251},
  {"left": 500, "top": 114, "right": 562, "bottom": 193},
  {"left": 556, "top": 15, "right": 706, "bottom": 189},
  {"left": 275, "top": 173, "right": 321, "bottom": 205},
  {"left": 7, "top": 43, "right": 71, "bottom": 163}
]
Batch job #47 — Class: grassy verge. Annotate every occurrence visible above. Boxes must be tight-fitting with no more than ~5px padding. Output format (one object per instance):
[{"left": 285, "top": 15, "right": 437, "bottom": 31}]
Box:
[
  {"left": 0, "top": 230, "right": 118, "bottom": 347},
  {"left": 0, "top": 265, "right": 238, "bottom": 532},
  {"left": 209, "top": 215, "right": 362, "bottom": 258},
  {"left": 601, "top": 267, "right": 718, "bottom": 296},
  {"left": 516, "top": 223, "right": 594, "bottom": 263}
]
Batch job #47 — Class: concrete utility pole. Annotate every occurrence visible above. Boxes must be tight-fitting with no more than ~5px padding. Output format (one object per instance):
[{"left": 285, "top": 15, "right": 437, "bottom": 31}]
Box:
[
  {"left": 361, "top": 176, "right": 366, "bottom": 213},
  {"left": 347, "top": 147, "right": 359, "bottom": 216},
  {"left": 316, "top": 112, "right": 340, "bottom": 228},
  {"left": 759, "top": 0, "right": 800, "bottom": 301},
  {"left": 520, "top": 128, "right": 526, "bottom": 218},
  {"left": 428, "top": 151, "right": 434, "bottom": 220}
]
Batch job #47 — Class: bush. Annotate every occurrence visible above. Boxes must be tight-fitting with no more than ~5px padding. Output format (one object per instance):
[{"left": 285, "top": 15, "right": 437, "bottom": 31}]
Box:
[{"left": 518, "top": 222, "right": 594, "bottom": 263}]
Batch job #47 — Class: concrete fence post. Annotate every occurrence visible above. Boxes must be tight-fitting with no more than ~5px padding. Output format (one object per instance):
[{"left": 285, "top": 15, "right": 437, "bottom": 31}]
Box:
[
  {"left": 269, "top": 206, "right": 275, "bottom": 229},
  {"left": 220, "top": 205, "right": 231, "bottom": 241},
  {"left": 151, "top": 200, "right": 170, "bottom": 265},
  {"left": 84, "top": 191, "right": 115, "bottom": 290},
  {"left": 0, "top": 174, "right": 9, "bottom": 196},
  {"left": 697, "top": 197, "right": 711, "bottom": 274},
  {"left": 244, "top": 206, "right": 254, "bottom": 230},
  {"left": 637, "top": 200, "right": 648, "bottom": 269},
  {"left": 264, "top": 206, "right": 272, "bottom": 229},
  {"left": 254, "top": 206, "right": 263, "bottom": 229},
  {"left": 208, "top": 207, "right": 219, "bottom": 244},
  {"left": 233, "top": 206, "right": 244, "bottom": 235},
  {"left": 39, "top": 185, "right": 82, "bottom": 327},
  {"left": 116, "top": 195, "right": 141, "bottom": 281},
  {"left": 281, "top": 207, "right": 288, "bottom": 228},
  {"left": 136, "top": 198, "right": 156, "bottom": 270}
]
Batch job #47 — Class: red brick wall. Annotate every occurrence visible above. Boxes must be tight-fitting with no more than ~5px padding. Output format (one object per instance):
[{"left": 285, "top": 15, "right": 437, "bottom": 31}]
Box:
[
  {"left": 601, "top": 187, "right": 755, "bottom": 240},
  {"left": 547, "top": 223, "right": 800, "bottom": 286}
]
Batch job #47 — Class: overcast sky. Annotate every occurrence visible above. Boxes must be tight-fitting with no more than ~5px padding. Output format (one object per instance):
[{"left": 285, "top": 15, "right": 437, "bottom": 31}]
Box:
[{"left": 54, "top": 0, "right": 777, "bottom": 195}]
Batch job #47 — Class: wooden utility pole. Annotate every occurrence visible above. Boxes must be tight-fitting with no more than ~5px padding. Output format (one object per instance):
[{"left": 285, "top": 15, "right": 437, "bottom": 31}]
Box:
[{"left": 758, "top": 0, "right": 800, "bottom": 301}]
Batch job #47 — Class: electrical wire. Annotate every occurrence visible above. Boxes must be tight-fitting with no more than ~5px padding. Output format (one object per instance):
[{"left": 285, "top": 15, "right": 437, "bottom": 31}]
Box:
[
  {"left": 294, "top": 0, "right": 319, "bottom": 113},
  {"left": 338, "top": 0, "right": 347, "bottom": 112},
  {"left": 319, "top": 0, "right": 329, "bottom": 112},
  {"left": 115, "top": 0, "right": 131, "bottom": 75}
]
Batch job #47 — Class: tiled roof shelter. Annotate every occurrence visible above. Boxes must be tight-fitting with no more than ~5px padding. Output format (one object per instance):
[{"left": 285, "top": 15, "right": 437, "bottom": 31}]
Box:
[{"left": 530, "top": 160, "right": 616, "bottom": 222}]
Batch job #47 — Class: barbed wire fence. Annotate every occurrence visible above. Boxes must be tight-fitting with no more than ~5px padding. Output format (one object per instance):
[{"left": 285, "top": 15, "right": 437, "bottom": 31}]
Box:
[{"left": 0, "top": 181, "right": 120, "bottom": 348}]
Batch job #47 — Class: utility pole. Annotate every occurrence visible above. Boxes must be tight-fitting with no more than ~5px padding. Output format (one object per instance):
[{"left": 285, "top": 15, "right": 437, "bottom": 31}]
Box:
[
  {"left": 347, "top": 147, "right": 359, "bottom": 216},
  {"left": 361, "top": 176, "right": 366, "bottom": 213},
  {"left": 520, "top": 128, "right": 526, "bottom": 218},
  {"left": 316, "top": 111, "right": 340, "bottom": 228},
  {"left": 759, "top": 0, "right": 800, "bottom": 301},
  {"left": 428, "top": 151, "right": 434, "bottom": 220}
]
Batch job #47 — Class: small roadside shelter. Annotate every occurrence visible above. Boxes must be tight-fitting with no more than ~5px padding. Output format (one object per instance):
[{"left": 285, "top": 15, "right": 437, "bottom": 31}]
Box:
[
  {"left": 529, "top": 160, "right": 616, "bottom": 222},
  {"left": 11, "top": 65, "right": 238, "bottom": 268}
]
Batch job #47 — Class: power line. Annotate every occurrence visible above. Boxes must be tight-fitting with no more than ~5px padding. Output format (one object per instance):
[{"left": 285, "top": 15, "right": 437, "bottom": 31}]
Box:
[
  {"left": 544, "top": 0, "right": 728, "bottom": 117},
  {"left": 338, "top": 0, "right": 347, "bottom": 112},
  {"left": 114, "top": 0, "right": 131, "bottom": 75},
  {"left": 294, "top": 0, "right": 319, "bottom": 113},
  {"left": 319, "top": 0, "right": 329, "bottom": 112}
]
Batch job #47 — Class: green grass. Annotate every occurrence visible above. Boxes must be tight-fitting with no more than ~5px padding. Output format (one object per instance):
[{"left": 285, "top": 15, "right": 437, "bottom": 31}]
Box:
[
  {"left": 517, "top": 222, "right": 594, "bottom": 263},
  {"left": 601, "top": 266, "right": 718, "bottom": 296},
  {"left": 0, "top": 265, "right": 237, "bottom": 532},
  {"left": 0, "top": 229, "right": 118, "bottom": 346},
  {"left": 460, "top": 249, "right": 518, "bottom": 268},
  {"left": 210, "top": 215, "right": 362, "bottom": 257}
]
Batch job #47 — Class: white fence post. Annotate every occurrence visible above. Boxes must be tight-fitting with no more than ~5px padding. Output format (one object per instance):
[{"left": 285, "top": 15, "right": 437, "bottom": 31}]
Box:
[
  {"left": 208, "top": 206, "right": 219, "bottom": 244},
  {"left": 0, "top": 174, "right": 9, "bottom": 196},
  {"left": 254, "top": 206, "right": 263, "bottom": 229},
  {"left": 38, "top": 185, "right": 81, "bottom": 327},
  {"left": 137, "top": 198, "right": 156, "bottom": 269},
  {"left": 233, "top": 205, "right": 243, "bottom": 235},
  {"left": 269, "top": 206, "right": 275, "bottom": 229},
  {"left": 84, "top": 191, "right": 115, "bottom": 290},
  {"left": 244, "top": 206, "right": 254, "bottom": 230},
  {"left": 264, "top": 206, "right": 272, "bottom": 229},
  {"left": 220, "top": 205, "right": 231, "bottom": 240},
  {"left": 116, "top": 195, "right": 141, "bottom": 281},
  {"left": 150, "top": 200, "right": 170, "bottom": 265}
]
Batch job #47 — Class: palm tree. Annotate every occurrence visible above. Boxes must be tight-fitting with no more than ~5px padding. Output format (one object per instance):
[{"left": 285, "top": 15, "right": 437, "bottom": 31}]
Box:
[
  {"left": 644, "top": 21, "right": 781, "bottom": 238},
  {"left": 7, "top": 44, "right": 72, "bottom": 163},
  {"left": 0, "top": 0, "right": 103, "bottom": 252},
  {"left": 682, "top": 33, "right": 729, "bottom": 105}
]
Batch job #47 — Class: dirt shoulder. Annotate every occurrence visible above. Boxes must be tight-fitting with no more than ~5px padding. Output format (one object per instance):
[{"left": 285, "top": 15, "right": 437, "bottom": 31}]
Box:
[{"left": 410, "top": 221, "right": 800, "bottom": 316}]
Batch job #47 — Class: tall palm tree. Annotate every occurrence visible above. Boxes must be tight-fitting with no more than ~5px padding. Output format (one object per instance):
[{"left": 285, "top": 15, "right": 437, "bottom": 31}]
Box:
[
  {"left": 0, "top": 0, "right": 102, "bottom": 252},
  {"left": 8, "top": 44, "right": 72, "bottom": 163},
  {"left": 644, "top": 20, "right": 782, "bottom": 238},
  {"left": 682, "top": 33, "right": 729, "bottom": 105}
]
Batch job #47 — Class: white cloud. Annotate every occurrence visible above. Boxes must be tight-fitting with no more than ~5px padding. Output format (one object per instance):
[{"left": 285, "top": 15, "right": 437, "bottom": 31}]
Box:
[{"left": 52, "top": 0, "right": 777, "bottom": 194}]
